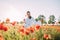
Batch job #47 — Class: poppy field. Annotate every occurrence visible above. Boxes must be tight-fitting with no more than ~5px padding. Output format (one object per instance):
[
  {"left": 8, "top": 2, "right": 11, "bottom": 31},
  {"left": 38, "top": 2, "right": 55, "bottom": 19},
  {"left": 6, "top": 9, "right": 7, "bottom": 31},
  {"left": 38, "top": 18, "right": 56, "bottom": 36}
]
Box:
[{"left": 0, "top": 23, "right": 60, "bottom": 40}]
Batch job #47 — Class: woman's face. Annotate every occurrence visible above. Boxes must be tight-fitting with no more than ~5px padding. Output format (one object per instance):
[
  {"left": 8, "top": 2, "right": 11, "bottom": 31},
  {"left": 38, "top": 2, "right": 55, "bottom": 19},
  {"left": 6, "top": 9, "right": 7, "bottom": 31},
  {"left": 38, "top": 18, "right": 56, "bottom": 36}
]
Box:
[{"left": 27, "top": 13, "right": 31, "bottom": 17}]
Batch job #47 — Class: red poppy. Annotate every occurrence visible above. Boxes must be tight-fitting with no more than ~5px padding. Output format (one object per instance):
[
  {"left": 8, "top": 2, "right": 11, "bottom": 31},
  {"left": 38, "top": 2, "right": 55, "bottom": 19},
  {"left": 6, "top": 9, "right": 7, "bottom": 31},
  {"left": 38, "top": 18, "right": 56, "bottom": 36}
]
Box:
[
  {"left": 0, "top": 25, "right": 3, "bottom": 30},
  {"left": 0, "top": 23, "right": 4, "bottom": 30},
  {"left": 30, "top": 27, "right": 34, "bottom": 33},
  {"left": 25, "top": 30, "right": 30, "bottom": 35},
  {"left": 26, "top": 28, "right": 30, "bottom": 32},
  {"left": 3, "top": 27, "right": 8, "bottom": 31},
  {"left": 43, "top": 34, "right": 49, "bottom": 39},
  {"left": 0, "top": 24, "right": 8, "bottom": 31},
  {"left": 6, "top": 18, "right": 10, "bottom": 21},
  {"left": 11, "top": 21, "right": 16, "bottom": 26},
  {"left": 35, "top": 25, "right": 40, "bottom": 30},
  {"left": 18, "top": 27, "right": 25, "bottom": 36},
  {"left": 20, "top": 28, "right": 25, "bottom": 33},
  {"left": 0, "top": 34, "right": 4, "bottom": 40}
]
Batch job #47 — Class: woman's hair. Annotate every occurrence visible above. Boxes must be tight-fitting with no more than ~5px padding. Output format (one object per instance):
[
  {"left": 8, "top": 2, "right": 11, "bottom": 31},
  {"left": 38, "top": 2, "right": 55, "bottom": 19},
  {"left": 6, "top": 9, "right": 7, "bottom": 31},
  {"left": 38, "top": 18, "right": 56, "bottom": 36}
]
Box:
[
  {"left": 27, "top": 11, "right": 30, "bottom": 13},
  {"left": 28, "top": 16, "right": 32, "bottom": 19},
  {"left": 27, "top": 11, "right": 32, "bottom": 19}
]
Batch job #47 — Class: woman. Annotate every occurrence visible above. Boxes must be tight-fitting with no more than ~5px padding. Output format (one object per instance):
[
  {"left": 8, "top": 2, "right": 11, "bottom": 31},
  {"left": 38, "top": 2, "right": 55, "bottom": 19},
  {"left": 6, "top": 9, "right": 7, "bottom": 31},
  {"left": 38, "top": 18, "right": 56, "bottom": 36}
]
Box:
[{"left": 24, "top": 11, "right": 36, "bottom": 28}]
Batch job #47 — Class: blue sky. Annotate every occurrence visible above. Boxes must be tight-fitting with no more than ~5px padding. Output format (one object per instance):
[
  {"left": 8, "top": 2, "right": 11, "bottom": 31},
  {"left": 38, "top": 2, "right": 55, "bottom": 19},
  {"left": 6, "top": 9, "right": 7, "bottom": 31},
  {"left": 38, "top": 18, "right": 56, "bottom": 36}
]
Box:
[{"left": 0, "top": 0, "right": 60, "bottom": 22}]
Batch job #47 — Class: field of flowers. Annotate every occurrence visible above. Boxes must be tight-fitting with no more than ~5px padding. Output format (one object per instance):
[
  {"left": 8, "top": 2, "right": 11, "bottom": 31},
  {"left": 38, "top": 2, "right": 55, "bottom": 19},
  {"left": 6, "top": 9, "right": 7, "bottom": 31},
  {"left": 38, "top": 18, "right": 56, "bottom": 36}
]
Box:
[{"left": 0, "top": 22, "right": 60, "bottom": 40}]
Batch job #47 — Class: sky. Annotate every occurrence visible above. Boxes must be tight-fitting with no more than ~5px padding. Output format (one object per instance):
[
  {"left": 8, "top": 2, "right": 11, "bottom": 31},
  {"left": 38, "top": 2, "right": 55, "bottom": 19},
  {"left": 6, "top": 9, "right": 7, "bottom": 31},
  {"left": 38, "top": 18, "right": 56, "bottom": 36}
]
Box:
[{"left": 0, "top": 0, "right": 60, "bottom": 22}]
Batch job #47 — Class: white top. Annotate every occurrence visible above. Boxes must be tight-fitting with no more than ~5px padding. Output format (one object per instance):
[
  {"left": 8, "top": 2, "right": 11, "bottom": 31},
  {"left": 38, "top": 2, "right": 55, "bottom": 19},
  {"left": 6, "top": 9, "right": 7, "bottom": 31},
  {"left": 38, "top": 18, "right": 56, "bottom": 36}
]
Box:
[{"left": 24, "top": 17, "right": 36, "bottom": 28}]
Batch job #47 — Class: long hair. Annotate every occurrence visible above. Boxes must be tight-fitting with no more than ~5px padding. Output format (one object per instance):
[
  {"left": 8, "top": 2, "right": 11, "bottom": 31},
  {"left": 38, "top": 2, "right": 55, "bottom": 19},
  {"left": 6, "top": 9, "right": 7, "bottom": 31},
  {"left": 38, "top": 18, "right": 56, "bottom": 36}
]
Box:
[{"left": 28, "top": 16, "right": 32, "bottom": 19}]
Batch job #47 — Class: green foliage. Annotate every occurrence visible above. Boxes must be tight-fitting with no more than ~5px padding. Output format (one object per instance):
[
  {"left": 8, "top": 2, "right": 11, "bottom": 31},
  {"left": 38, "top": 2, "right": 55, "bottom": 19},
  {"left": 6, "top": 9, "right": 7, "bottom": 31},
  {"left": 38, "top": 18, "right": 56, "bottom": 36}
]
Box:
[
  {"left": 1, "top": 27, "right": 20, "bottom": 40},
  {"left": 48, "top": 15, "right": 55, "bottom": 24},
  {"left": 0, "top": 26, "right": 60, "bottom": 40},
  {"left": 38, "top": 15, "right": 47, "bottom": 24},
  {"left": 38, "top": 15, "right": 45, "bottom": 20},
  {"left": 35, "top": 18, "right": 39, "bottom": 21},
  {"left": 54, "top": 32, "right": 60, "bottom": 40}
]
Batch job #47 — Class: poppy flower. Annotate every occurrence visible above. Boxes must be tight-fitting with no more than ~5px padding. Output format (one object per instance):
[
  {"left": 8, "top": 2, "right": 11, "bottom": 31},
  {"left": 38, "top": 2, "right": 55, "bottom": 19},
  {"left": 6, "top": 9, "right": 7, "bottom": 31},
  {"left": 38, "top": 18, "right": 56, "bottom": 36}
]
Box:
[
  {"left": 6, "top": 18, "right": 10, "bottom": 21},
  {"left": 11, "top": 21, "right": 16, "bottom": 26},
  {"left": 26, "top": 28, "right": 30, "bottom": 32},
  {"left": 25, "top": 30, "right": 30, "bottom": 35},
  {"left": 18, "top": 27, "right": 25, "bottom": 36},
  {"left": 6, "top": 18, "right": 10, "bottom": 23},
  {"left": 43, "top": 34, "right": 49, "bottom": 39},
  {"left": 3, "top": 27, "right": 8, "bottom": 31},
  {"left": 0, "top": 24, "right": 8, "bottom": 31},
  {"left": 35, "top": 25, "right": 40, "bottom": 30},
  {"left": 0, "top": 37, "right": 4, "bottom": 40},
  {"left": 30, "top": 27, "right": 34, "bottom": 33},
  {"left": 24, "top": 28, "right": 30, "bottom": 35},
  {"left": 20, "top": 32, "right": 25, "bottom": 36},
  {"left": 20, "top": 28, "right": 25, "bottom": 33},
  {"left": 0, "top": 23, "right": 4, "bottom": 30},
  {"left": 0, "top": 34, "right": 4, "bottom": 40},
  {"left": 0, "top": 25, "right": 3, "bottom": 30}
]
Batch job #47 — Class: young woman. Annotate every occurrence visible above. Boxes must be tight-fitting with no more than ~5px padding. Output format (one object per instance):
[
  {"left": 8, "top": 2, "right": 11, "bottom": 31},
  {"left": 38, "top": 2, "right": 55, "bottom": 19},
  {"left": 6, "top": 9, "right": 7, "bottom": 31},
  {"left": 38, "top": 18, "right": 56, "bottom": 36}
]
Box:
[{"left": 24, "top": 11, "right": 36, "bottom": 28}]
